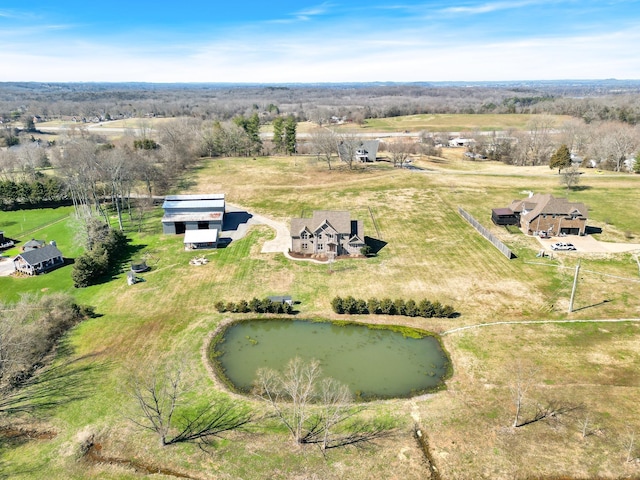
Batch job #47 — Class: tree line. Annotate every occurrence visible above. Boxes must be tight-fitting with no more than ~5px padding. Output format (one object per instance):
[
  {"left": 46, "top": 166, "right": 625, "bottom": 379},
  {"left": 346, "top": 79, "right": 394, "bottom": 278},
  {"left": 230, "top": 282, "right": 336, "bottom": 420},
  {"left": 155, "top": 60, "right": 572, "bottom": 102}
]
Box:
[
  {"left": 331, "top": 296, "right": 456, "bottom": 318},
  {"left": 214, "top": 297, "right": 295, "bottom": 315},
  {"left": 4, "top": 81, "right": 640, "bottom": 128}
]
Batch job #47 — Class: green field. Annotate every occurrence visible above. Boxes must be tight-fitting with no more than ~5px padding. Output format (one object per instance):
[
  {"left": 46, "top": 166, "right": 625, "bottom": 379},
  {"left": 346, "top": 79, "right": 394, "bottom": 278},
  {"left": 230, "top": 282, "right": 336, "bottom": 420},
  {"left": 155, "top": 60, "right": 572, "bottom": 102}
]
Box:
[
  {"left": 337, "top": 113, "right": 574, "bottom": 132},
  {"left": 0, "top": 153, "right": 639, "bottom": 479}
]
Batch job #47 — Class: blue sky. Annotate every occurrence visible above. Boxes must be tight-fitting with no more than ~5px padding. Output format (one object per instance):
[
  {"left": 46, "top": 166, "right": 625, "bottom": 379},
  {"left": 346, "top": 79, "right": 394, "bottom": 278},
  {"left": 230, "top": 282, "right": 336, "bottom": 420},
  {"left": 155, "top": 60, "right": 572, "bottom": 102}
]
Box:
[{"left": 1, "top": 1, "right": 639, "bottom": 82}]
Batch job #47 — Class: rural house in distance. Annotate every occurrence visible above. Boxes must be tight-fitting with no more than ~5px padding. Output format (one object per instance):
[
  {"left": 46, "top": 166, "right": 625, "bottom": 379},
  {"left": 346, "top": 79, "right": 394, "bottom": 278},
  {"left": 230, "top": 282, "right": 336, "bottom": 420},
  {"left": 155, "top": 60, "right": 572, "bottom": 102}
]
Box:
[
  {"left": 337, "top": 140, "right": 379, "bottom": 163},
  {"left": 290, "top": 210, "right": 365, "bottom": 257},
  {"left": 162, "top": 194, "right": 225, "bottom": 248},
  {"left": 494, "top": 193, "right": 588, "bottom": 236}
]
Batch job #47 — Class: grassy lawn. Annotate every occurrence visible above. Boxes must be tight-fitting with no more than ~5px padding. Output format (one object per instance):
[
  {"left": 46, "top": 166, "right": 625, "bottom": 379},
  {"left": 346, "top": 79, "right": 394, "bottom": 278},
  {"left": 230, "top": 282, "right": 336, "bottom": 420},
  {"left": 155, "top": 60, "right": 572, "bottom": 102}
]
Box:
[
  {"left": 333, "top": 113, "right": 574, "bottom": 132},
  {"left": 0, "top": 153, "right": 639, "bottom": 479}
]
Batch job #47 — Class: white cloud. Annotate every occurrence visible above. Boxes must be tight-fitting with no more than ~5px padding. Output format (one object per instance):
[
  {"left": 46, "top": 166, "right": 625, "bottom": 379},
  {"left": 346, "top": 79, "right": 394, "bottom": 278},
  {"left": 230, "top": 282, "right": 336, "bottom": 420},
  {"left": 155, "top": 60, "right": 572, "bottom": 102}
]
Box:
[
  {"left": 1, "top": 13, "right": 639, "bottom": 83},
  {"left": 441, "top": 0, "right": 550, "bottom": 15}
]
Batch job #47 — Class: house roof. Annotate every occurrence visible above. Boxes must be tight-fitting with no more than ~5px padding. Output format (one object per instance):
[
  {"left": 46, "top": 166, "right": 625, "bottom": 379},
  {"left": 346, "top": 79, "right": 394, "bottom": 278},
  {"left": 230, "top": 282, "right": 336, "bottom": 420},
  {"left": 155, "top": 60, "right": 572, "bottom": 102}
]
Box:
[
  {"left": 510, "top": 194, "right": 588, "bottom": 222},
  {"left": 15, "top": 245, "right": 63, "bottom": 265},
  {"left": 492, "top": 208, "right": 516, "bottom": 216},
  {"left": 183, "top": 229, "right": 218, "bottom": 244},
  {"left": 23, "top": 238, "right": 45, "bottom": 249},
  {"left": 337, "top": 140, "right": 379, "bottom": 162},
  {"left": 291, "top": 211, "right": 353, "bottom": 236}
]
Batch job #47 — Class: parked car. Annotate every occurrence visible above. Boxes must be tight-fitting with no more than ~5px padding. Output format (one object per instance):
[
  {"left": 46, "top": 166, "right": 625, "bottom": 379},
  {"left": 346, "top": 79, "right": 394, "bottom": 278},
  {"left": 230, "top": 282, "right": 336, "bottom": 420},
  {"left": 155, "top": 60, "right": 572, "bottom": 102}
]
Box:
[{"left": 551, "top": 242, "right": 576, "bottom": 251}]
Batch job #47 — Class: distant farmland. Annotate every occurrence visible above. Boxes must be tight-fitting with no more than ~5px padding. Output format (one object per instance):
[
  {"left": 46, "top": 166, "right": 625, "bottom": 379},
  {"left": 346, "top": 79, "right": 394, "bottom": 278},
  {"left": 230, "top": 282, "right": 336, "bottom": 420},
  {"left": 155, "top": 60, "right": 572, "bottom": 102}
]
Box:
[{"left": 338, "top": 113, "right": 573, "bottom": 132}]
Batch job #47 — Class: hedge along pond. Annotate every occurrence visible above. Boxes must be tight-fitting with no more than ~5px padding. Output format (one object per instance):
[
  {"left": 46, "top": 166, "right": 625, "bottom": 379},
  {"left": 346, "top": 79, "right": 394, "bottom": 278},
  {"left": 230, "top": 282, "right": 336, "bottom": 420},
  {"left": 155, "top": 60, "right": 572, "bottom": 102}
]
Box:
[{"left": 209, "top": 318, "right": 452, "bottom": 400}]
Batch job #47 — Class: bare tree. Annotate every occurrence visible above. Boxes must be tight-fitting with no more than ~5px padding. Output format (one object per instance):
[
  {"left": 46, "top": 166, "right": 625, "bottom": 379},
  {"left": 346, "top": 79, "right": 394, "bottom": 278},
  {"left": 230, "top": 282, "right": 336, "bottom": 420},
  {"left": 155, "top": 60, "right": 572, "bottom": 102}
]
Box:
[
  {"left": 577, "top": 412, "right": 601, "bottom": 439},
  {"left": 309, "top": 128, "right": 338, "bottom": 170},
  {"left": 588, "top": 121, "right": 639, "bottom": 171},
  {"left": 387, "top": 137, "right": 414, "bottom": 168},
  {"left": 127, "top": 364, "right": 252, "bottom": 448},
  {"left": 254, "top": 357, "right": 393, "bottom": 450},
  {"left": 561, "top": 165, "right": 581, "bottom": 193},
  {"left": 512, "top": 115, "right": 557, "bottom": 166},
  {"left": 337, "top": 134, "right": 363, "bottom": 170},
  {"left": 510, "top": 362, "right": 539, "bottom": 428}
]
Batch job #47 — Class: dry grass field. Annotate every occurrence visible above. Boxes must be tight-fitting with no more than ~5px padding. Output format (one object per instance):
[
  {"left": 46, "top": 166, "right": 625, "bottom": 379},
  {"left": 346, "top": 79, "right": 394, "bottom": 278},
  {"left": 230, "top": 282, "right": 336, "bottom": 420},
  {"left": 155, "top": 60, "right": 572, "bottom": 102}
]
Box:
[
  {"left": 1, "top": 148, "right": 639, "bottom": 479},
  {"left": 333, "top": 113, "right": 574, "bottom": 133}
]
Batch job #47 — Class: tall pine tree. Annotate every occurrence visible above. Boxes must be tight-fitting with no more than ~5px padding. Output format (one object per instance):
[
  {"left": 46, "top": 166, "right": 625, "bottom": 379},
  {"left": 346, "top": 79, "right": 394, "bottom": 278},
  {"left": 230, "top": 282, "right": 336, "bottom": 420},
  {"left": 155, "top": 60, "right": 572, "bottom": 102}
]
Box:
[{"left": 549, "top": 144, "right": 571, "bottom": 173}]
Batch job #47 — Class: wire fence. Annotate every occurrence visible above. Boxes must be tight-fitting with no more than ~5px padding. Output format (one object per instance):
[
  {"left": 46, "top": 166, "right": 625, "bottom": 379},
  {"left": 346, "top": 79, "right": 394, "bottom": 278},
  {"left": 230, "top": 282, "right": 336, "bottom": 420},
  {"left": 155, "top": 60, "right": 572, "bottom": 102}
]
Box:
[{"left": 458, "top": 207, "right": 514, "bottom": 259}]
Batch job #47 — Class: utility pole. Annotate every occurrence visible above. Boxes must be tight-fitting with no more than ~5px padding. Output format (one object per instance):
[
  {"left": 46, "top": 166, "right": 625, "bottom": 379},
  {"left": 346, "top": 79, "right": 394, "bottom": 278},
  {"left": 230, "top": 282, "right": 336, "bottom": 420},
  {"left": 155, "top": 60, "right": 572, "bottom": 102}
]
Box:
[{"left": 568, "top": 260, "right": 581, "bottom": 313}]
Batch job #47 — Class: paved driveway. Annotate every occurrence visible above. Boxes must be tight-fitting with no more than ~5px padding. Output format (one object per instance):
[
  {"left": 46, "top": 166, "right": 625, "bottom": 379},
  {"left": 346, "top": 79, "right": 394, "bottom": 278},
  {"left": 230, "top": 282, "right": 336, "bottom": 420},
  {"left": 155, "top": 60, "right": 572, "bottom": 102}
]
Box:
[
  {"left": 224, "top": 204, "right": 290, "bottom": 254},
  {"left": 0, "top": 257, "right": 15, "bottom": 276},
  {"left": 536, "top": 235, "right": 640, "bottom": 253}
]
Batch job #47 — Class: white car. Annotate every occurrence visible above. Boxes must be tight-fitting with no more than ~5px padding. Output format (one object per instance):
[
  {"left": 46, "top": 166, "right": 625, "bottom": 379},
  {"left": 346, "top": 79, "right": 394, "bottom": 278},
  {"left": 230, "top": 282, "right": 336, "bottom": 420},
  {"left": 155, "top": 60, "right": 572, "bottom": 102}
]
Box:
[{"left": 551, "top": 242, "right": 576, "bottom": 251}]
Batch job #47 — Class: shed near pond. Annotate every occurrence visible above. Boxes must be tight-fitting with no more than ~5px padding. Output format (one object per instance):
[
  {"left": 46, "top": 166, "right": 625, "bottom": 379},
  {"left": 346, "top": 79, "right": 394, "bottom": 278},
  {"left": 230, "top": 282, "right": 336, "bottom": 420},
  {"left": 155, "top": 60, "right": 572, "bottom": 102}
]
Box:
[{"left": 268, "top": 295, "right": 293, "bottom": 305}]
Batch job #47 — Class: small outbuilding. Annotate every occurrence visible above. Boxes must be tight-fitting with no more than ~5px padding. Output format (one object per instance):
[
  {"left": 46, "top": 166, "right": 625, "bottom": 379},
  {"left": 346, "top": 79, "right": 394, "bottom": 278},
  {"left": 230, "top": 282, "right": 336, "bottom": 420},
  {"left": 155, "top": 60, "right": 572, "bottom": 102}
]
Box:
[
  {"left": 22, "top": 238, "right": 45, "bottom": 252},
  {"left": 13, "top": 244, "right": 64, "bottom": 275},
  {"left": 491, "top": 208, "right": 519, "bottom": 226},
  {"left": 184, "top": 229, "right": 218, "bottom": 250},
  {"left": 268, "top": 295, "right": 293, "bottom": 306}
]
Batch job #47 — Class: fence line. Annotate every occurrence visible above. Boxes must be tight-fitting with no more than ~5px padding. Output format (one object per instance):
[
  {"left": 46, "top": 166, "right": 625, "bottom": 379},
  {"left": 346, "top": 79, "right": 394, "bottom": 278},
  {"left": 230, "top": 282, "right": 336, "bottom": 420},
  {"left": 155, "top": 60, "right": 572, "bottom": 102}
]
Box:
[
  {"left": 368, "top": 206, "right": 382, "bottom": 240},
  {"left": 458, "top": 207, "right": 514, "bottom": 259}
]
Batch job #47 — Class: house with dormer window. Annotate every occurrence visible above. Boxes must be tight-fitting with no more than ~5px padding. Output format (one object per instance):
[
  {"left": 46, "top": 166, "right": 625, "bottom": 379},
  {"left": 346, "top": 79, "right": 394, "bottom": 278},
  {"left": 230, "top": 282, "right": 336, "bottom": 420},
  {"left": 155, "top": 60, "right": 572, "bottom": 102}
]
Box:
[
  {"left": 290, "top": 211, "right": 365, "bottom": 257},
  {"left": 506, "top": 193, "right": 588, "bottom": 236}
]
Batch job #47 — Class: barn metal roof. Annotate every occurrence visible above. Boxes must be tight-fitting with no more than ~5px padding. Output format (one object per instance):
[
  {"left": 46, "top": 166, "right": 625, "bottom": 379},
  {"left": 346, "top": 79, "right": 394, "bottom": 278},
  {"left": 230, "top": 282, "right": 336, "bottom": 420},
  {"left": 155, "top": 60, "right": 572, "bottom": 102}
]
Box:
[
  {"left": 162, "top": 199, "right": 225, "bottom": 210},
  {"left": 162, "top": 212, "right": 223, "bottom": 223},
  {"left": 164, "top": 194, "right": 225, "bottom": 201}
]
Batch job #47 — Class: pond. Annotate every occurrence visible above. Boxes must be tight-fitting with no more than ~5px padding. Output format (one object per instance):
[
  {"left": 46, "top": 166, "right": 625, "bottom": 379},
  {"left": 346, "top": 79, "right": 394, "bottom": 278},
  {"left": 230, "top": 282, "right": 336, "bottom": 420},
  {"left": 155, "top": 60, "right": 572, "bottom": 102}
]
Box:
[{"left": 210, "top": 319, "right": 451, "bottom": 399}]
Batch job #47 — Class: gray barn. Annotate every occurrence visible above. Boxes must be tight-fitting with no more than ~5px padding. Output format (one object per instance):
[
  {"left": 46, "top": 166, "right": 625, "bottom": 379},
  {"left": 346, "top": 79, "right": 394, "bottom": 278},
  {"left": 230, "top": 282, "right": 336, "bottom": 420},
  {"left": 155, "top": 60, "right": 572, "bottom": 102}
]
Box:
[{"left": 161, "top": 194, "right": 225, "bottom": 238}]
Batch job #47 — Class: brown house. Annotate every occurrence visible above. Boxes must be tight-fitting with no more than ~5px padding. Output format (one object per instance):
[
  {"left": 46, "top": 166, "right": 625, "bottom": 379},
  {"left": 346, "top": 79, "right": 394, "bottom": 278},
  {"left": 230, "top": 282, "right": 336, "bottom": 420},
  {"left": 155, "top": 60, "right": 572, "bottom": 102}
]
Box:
[
  {"left": 509, "top": 193, "right": 588, "bottom": 236},
  {"left": 290, "top": 211, "right": 365, "bottom": 257}
]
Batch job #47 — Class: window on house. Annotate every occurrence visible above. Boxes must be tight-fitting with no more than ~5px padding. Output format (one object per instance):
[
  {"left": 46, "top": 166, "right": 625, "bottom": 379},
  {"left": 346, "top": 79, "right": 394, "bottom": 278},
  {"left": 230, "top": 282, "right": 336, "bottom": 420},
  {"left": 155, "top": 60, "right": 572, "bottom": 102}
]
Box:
[
  {"left": 318, "top": 244, "right": 324, "bottom": 251},
  {"left": 302, "top": 243, "right": 308, "bottom": 249},
  {"left": 301, "top": 232, "right": 308, "bottom": 239},
  {"left": 317, "top": 233, "right": 323, "bottom": 239}
]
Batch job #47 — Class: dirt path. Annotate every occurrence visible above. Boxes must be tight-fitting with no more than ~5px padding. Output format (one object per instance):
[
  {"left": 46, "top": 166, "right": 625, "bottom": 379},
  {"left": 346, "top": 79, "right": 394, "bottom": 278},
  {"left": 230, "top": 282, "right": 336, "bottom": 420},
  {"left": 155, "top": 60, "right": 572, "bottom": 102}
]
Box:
[{"left": 442, "top": 317, "right": 640, "bottom": 335}]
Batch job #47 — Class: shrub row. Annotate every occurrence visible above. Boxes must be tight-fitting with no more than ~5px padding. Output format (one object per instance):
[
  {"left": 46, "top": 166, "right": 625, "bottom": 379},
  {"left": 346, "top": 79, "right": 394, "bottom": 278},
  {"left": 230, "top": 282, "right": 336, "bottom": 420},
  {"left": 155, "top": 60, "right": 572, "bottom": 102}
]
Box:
[
  {"left": 72, "top": 228, "right": 129, "bottom": 288},
  {"left": 215, "top": 298, "right": 294, "bottom": 315},
  {"left": 331, "top": 296, "right": 456, "bottom": 318}
]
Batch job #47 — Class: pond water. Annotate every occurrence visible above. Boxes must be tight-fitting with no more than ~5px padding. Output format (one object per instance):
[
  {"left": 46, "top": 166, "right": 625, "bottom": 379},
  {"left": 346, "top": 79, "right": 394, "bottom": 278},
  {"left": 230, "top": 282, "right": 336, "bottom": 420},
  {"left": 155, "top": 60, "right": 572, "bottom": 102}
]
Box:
[{"left": 211, "top": 319, "right": 451, "bottom": 399}]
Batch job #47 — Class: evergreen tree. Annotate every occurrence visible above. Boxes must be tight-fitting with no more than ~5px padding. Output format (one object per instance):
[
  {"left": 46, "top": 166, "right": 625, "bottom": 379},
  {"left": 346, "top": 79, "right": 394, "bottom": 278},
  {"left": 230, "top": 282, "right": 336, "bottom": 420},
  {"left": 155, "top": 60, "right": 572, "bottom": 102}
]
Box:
[
  {"left": 284, "top": 115, "right": 297, "bottom": 155},
  {"left": 272, "top": 117, "right": 285, "bottom": 152},
  {"left": 549, "top": 144, "right": 571, "bottom": 173},
  {"left": 331, "top": 296, "right": 344, "bottom": 314}
]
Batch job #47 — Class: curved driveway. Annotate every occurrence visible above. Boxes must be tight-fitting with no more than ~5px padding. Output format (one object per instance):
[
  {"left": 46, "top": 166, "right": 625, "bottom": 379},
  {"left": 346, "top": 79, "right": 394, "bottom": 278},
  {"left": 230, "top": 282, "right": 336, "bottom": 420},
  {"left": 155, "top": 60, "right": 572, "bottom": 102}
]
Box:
[{"left": 225, "top": 204, "right": 290, "bottom": 254}]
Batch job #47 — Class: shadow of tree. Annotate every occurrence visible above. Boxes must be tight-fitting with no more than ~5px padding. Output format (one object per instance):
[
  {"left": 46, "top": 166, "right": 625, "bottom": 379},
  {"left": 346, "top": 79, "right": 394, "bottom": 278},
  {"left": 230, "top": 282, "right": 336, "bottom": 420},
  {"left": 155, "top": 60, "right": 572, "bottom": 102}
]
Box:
[{"left": 0, "top": 351, "right": 107, "bottom": 416}]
